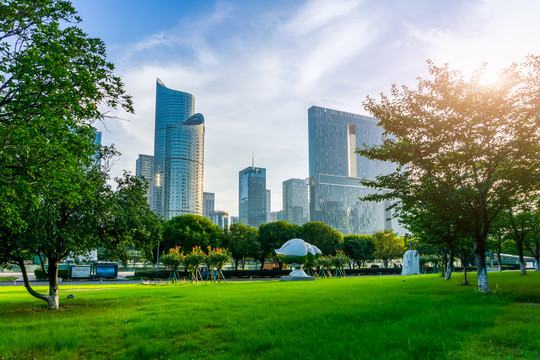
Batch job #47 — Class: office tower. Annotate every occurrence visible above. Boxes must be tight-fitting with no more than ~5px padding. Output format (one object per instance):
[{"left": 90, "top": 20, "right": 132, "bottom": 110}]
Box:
[
  {"left": 308, "top": 106, "right": 403, "bottom": 235},
  {"left": 266, "top": 189, "right": 272, "bottom": 223},
  {"left": 239, "top": 165, "right": 267, "bottom": 227},
  {"left": 152, "top": 79, "right": 205, "bottom": 219},
  {"left": 230, "top": 216, "right": 239, "bottom": 226},
  {"left": 210, "top": 210, "right": 229, "bottom": 229},
  {"left": 269, "top": 210, "right": 283, "bottom": 223},
  {"left": 283, "top": 178, "right": 309, "bottom": 225},
  {"left": 136, "top": 154, "right": 154, "bottom": 205},
  {"left": 203, "top": 192, "right": 215, "bottom": 219}
]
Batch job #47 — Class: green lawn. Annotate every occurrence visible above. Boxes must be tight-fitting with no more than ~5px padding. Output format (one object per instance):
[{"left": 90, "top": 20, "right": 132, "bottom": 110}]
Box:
[{"left": 0, "top": 272, "right": 539, "bottom": 359}]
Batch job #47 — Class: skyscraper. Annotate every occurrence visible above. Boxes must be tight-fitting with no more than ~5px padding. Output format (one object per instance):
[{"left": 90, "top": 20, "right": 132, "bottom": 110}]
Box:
[
  {"left": 203, "top": 192, "right": 215, "bottom": 219},
  {"left": 266, "top": 189, "right": 272, "bottom": 223},
  {"left": 239, "top": 165, "right": 267, "bottom": 227},
  {"left": 308, "top": 106, "right": 403, "bottom": 235},
  {"left": 283, "top": 178, "right": 309, "bottom": 225},
  {"left": 152, "top": 79, "right": 204, "bottom": 219},
  {"left": 136, "top": 154, "right": 154, "bottom": 205}
]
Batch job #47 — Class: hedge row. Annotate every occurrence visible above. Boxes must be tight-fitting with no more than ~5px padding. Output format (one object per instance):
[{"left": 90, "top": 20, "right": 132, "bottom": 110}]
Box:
[{"left": 34, "top": 269, "right": 70, "bottom": 280}]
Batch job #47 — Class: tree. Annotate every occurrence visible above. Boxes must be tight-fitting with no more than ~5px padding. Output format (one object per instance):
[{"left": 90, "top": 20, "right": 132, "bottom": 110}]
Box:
[
  {"left": 343, "top": 234, "right": 375, "bottom": 268},
  {"left": 359, "top": 58, "right": 540, "bottom": 292},
  {"left": 258, "top": 221, "right": 299, "bottom": 270},
  {"left": 1, "top": 164, "right": 160, "bottom": 310},
  {"left": 0, "top": 0, "right": 136, "bottom": 309},
  {"left": 224, "top": 223, "right": 259, "bottom": 270},
  {"left": 372, "top": 229, "right": 406, "bottom": 268},
  {"left": 161, "top": 215, "right": 223, "bottom": 257},
  {"left": 299, "top": 222, "right": 343, "bottom": 256},
  {"left": 0, "top": 0, "right": 132, "bottom": 234}
]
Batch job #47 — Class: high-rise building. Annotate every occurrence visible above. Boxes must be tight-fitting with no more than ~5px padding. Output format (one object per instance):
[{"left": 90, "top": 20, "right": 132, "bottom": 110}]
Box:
[
  {"left": 229, "top": 216, "right": 240, "bottom": 226},
  {"left": 283, "top": 178, "right": 309, "bottom": 225},
  {"left": 136, "top": 154, "right": 154, "bottom": 205},
  {"left": 239, "top": 165, "right": 267, "bottom": 227},
  {"left": 210, "top": 210, "right": 229, "bottom": 229},
  {"left": 266, "top": 189, "right": 272, "bottom": 223},
  {"left": 308, "top": 106, "right": 403, "bottom": 235},
  {"left": 152, "top": 79, "right": 204, "bottom": 219},
  {"left": 203, "top": 192, "right": 215, "bottom": 219}
]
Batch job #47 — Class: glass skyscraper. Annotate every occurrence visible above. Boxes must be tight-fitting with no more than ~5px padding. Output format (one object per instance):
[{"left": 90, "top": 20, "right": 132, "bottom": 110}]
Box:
[
  {"left": 283, "top": 178, "right": 309, "bottom": 225},
  {"left": 308, "top": 106, "right": 403, "bottom": 235},
  {"left": 136, "top": 154, "right": 154, "bottom": 205},
  {"left": 152, "top": 79, "right": 204, "bottom": 219},
  {"left": 239, "top": 165, "right": 267, "bottom": 227}
]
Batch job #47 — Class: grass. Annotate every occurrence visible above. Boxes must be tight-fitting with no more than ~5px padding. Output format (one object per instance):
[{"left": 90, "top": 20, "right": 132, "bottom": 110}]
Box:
[
  {"left": 0, "top": 272, "right": 539, "bottom": 359},
  {"left": 0, "top": 276, "right": 17, "bottom": 282}
]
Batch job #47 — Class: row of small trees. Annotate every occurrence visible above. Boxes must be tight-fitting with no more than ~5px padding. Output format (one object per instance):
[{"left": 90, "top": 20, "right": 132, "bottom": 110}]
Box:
[{"left": 157, "top": 214, "right": 409, "bottom": 271}]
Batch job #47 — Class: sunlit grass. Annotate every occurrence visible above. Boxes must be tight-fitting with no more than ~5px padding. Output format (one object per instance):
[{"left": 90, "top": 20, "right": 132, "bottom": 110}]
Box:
[{"left": 0, "top": 272, "right": 538, "bottom": 359}]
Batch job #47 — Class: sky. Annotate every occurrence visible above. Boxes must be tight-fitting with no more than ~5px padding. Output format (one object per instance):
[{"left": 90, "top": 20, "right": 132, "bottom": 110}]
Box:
[{"left": 70, "top": 0, "right": 540, "bottom": 216}]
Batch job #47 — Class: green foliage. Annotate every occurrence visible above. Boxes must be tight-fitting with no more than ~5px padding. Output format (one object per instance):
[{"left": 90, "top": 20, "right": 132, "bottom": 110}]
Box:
[
  {"left": 224, "top": 223, "right": 259, "bottom": 269},
  {"left": 330, "top": 250, "right": 349, "bottom": 269},
  {"left": 359, "top": 57, "right": 540, "bottom": 291},
  {"left": 34, "top": 269, "right": 69, "bottom": 280},
  {"left": 160, "top": 246, "right": 184, "bottom": 272},
  {"left": 343, "top": 234, "right": 375, "bottom": 267},
  {"left": 257, "top": 221, "right": 299, "bottom": 267},
  {"left": 299, "top": 221, "right": 343, "bottom": 256},
  {"left": 161, "top": 215, "right": 223, "bottom": 257},
  {"left": 182, "top": 246, "right": 206, "bottom": 273},
  {"left": 205, "top": 247, "right": 231, "bottom": 270},
  {"left": 372, "top": 229, "right": 406, "bottom": 267}
]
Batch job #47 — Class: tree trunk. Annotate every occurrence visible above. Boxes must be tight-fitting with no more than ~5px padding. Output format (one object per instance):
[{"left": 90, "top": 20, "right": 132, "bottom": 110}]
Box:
[
  {"left": 444, "top": 248, "right": 454, "bottom": 280},
  {"left": 18, "top": 258, "right": 59, "bottom": 309},
  {"left": 234, "top": 259, "right": 239, "bottom": 271},
  {"left": 475, "top": 252, "right": 489, "bottom": 294},
  {"left": 516, "top": 239, "right": 527, "bottom": 275},
  {"left": 497, "top": 250, "right": 502, "bottom": 272},
  {"left": 47, "top": 260, "right": 60, "bottom": 310},
  {"left": 462, "top": 260, "right": 468, "bottom": 285},
  {"left": 383, "top": 259, "right": 388, "bottom": 268},
  {"left": 241, "top": 258, "right": 246, "bottom": 270}
]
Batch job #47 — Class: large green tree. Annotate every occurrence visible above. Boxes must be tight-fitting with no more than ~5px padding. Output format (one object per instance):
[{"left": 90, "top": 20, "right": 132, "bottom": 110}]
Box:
[
  {"left": 342, "top": 234, "right": 375, "bottom": 268},
  {"left": 299, "top": 221, "right": 343, "bottom": 256},
  {"left": 0, "top": 0, "right": 139, "bottom": 309},
  {"left": 372, "top": 229, "right": 406, "bottom": 268},
  {"left": 359, "top": 58, "right": 540, "bottom": 293},
  {"left": 0, "top": 0, "right": 132, "bottom": 233},
  {"left": 224, "top": 223, "right": 259, "bottom": 270},
  {"left": 161, "top": 215, "right": 223, "bottom": 256},
  {"left": 258, "top": 221, "right": 299, "bottom": 270}
]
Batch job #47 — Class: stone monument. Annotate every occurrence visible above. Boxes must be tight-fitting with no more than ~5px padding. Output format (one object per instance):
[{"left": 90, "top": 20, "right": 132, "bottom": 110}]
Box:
[
  {"left": 275, "top": 238, "right": 316, "bottom": 281},
  {"left": 401, "top": 250, "right": 420, "bottom": 275}
]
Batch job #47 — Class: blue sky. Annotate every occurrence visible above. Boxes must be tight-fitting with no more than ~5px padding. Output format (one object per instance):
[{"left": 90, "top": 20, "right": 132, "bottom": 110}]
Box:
[{"left": 70, "top": 0, "right": 540, "bottom": 216}]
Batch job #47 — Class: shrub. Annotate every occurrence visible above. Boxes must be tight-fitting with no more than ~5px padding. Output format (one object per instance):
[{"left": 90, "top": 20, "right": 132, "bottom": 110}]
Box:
[
  {"left": 206, "top": 247, "right": 231, "bottom": 270},
  {"left": 160, "top": 246, "right": 184, "bottom": 271}
]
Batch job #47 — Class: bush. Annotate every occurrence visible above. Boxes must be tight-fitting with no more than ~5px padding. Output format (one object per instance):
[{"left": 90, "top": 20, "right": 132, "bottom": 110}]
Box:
[{"left": 35, "top": 269, "right": 69, "bottom": 280}]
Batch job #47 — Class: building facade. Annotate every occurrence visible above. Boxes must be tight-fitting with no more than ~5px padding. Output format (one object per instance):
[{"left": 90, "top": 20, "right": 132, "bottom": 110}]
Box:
[
  {"left": 152, "top": 79, "right": 204, "bottom": 219},
  {"left": 210, "top": 210, "right": 229, "bottom": 229},
  {"left": 203, "top": 192, "right": 215, "bottom": 219},
  {"left": 308, "top": 106, "right": 403, "bottom": 235},
  {"left": 283, "top": 178, "right": 309, "bottom": 225},
  {"left": 136, "top": 154, "right": 154, "bottom": 205},
  {"left": 239, "top": 165, "right": 267, "bottom": 227}
]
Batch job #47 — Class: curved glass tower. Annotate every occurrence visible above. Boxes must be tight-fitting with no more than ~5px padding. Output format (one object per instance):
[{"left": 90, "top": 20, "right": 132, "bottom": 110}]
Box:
[{"left": 152, "top": 79, "right": 204, "bottom": 219}]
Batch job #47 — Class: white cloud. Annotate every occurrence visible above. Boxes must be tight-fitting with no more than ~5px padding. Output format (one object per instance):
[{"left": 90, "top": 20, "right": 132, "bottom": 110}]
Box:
[{"left": 95, "top": 0, "right": 540, "bottom": 216}]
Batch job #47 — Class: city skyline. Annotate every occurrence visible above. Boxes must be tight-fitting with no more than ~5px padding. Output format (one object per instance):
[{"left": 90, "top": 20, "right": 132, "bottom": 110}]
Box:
[{"left": 72, "top": 0, "right": 540, "bottom": 216}]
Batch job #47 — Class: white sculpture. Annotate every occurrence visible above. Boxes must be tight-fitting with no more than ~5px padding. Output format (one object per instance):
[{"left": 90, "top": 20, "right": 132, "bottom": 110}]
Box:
[
  {"left": 402, "top": 250, "right": 420, "bottom": 275},
  {"left": 275, "top": 238, "right": 316, "bottom": 280}
]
